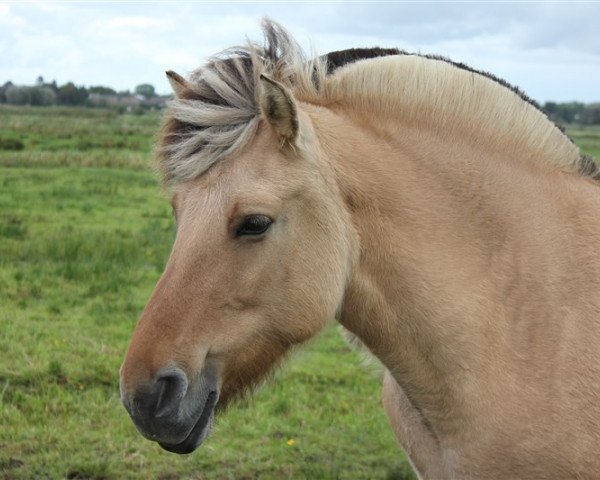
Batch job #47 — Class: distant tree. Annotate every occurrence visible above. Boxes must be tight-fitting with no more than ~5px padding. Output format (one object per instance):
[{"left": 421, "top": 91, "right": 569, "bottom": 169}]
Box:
[
  {"left": 5, "top": 86, "right": 27, "bottom": 105},
  {"left": 89, "top": 85, "right": 117, "bottom": 95},
  {"left": 543, "top": 101, "right": 600, "bottom": 125},
  {"left": 134, "top": 83, "right": 156, "bottom": 98},
  {"left": 36, "top": 75, "right": 44, "bottom": 86},
  {"left": 57, "top": 82, "right": 88, "bottom": 105},
  {"left": 580, "top": 104, "right": 600, "bottom": 125},
  {"left": 6, "top": 86, "right": 56, "bottom": 106},
  {"left": 0, "top": 81, "right": 13, "bottom": 103},
  {"left": 31, "top": 86, "right": 56, "bottom": 106},
  {"left": 543, "top": 101, "right": 585, "bottom": 124},
  {"left": 543, "top": 101, "right": 558, "bottom": 117}
]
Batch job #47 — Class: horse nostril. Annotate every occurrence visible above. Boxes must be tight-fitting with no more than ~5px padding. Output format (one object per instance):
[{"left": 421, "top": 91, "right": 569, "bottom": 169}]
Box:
[
  {"left": 154, "top": 369, "right": 188, "bottom": 418},
  {"left": 133, "top": 367, "right": 189, "bottom": 419}
]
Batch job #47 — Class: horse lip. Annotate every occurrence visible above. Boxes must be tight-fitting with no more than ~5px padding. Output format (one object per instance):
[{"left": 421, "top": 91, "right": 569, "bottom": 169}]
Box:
[{"left": 158, "top": 390, "right": 219, "bottom": 454}]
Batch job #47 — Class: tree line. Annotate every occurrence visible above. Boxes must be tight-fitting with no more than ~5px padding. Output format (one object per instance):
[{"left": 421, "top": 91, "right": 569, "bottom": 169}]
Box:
[
  {"left": 0, "top": 77, "right": 166, "bottom": 109},
  {"left": 543, "top": 102, "right": 600, "bottom": 126},
  {"left": 0, "top": 77, "right": 599, "bottom": 124}
]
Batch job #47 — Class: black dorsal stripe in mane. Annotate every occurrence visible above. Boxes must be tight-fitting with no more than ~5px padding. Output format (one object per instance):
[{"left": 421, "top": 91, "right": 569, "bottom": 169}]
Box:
[{"left": 323, "top": 48, "right": 403, "bottom": 74}]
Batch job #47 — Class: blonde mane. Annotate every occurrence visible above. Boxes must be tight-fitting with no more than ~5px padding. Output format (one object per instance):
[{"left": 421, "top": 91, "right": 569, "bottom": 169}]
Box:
[
  {"left": 159, "top": 19, "right": 593, "bottom": 184},
  {"left": 323, "top": 55, "right": 581, "bottom": 176}
]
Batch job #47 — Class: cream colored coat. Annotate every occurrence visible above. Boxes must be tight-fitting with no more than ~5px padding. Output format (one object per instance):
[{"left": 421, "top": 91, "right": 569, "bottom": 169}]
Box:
[{"left": 120, "top": 21, "right": 600, "bottom": 479}]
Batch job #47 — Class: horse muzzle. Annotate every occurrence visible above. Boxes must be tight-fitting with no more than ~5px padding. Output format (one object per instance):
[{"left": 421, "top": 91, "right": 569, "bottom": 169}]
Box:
[{"left": 120, "top": 363, "right": 220, "bottom": 454}]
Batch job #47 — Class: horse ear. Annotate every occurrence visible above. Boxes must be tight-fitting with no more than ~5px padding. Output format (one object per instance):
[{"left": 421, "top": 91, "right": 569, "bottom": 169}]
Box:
[
  {"left": 259, "top": 74, "right": 298, "bottom": 143},
  {"left": 166, "top": 70, "right": 194, "bottom": 98}
]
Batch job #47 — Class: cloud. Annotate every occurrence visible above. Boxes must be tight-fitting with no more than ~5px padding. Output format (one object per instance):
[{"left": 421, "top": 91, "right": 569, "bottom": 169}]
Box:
[
  {"left": 0, "top": 3, "right": 27, "bottom": 29},
  {"left": 106, "top": 15, "right": 170, "bottom": 31},
  {"left": 0, "top": 2, "right": 598, "bottom": 102}
]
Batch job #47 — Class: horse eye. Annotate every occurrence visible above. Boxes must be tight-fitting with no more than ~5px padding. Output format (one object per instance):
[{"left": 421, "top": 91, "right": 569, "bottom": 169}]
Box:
[{"left": 236, "top": 215, "right": 273, "bottom": 237}]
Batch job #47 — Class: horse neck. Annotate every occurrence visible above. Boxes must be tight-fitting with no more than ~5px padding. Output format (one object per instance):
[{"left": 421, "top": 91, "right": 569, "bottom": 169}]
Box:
[{"left": 311, "top": 101, "right": 600, "bottom": 434}]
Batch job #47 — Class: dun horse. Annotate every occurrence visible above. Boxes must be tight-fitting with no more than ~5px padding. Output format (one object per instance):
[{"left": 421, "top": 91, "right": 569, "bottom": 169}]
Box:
[{"left": 120, "top": 20, "right": 600, "bottom": 478}]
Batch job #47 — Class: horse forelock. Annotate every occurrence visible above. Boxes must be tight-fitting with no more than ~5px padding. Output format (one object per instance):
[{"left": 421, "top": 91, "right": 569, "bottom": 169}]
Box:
[
  {"left": 158, "top": 19, "right": 327, "bottom": 185},
  {"left": 159, "top": 19, "right": 596, "bottom": 186}
]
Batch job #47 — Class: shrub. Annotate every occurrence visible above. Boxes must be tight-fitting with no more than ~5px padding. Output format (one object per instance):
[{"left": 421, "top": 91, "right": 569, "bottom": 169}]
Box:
[
  {"left": 0, "top": 137, "right": 25, "bottom": 150},
  {"left": 5, "top": 86, "right": 56, "bottom": 106}
]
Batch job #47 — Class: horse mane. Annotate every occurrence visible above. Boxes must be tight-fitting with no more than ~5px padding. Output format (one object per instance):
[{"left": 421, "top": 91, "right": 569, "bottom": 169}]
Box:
[{"left": 159, "top": 19, "right": 598, "bottom": 184}]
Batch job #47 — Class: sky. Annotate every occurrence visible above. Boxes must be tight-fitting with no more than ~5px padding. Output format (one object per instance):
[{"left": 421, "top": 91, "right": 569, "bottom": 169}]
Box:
[{"left": 1, "top": 1, "right": 599, "bottom": 103}]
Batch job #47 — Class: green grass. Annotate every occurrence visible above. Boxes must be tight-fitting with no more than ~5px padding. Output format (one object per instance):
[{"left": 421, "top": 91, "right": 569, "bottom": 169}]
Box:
[
  {"left": 0, "top": 105, "right": 159, "bottom": 170},
  {"left": 567, "top": 124, "right": 600, "bottom": 159},
  {"left": 1, "top": 105, "right": 599, "bottom": 479},
  {"left": 0, "top": 106, "right": 414, "bottom": 479}
]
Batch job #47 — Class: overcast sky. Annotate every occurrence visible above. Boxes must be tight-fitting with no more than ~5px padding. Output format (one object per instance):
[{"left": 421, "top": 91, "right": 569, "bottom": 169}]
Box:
[{"left": 1, "top": 1, "right": 599, "bottom": 103}]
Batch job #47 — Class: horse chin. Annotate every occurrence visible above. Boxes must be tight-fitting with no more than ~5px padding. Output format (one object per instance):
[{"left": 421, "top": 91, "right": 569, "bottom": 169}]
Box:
[{"left": 158, "top": 390, "right": 218, "bottom": 455}]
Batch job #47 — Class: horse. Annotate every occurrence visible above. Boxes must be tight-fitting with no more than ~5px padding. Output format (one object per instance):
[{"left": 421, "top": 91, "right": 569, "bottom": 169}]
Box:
[{"left": 119, "top": 19, "right": 600, "bottom": 479}]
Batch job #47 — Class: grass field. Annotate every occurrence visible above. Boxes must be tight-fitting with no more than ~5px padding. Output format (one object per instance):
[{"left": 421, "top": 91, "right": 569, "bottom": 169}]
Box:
[
  {"left": 568, "top": 125, "right": 600, "bottom": 159},
  {"left": 1, "top": 105, "right": 599, "bottom": 479},
  {"left": 0, "top": 105, "right": 416, "bottom": 480}
]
